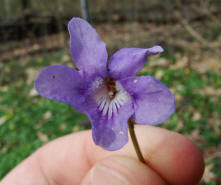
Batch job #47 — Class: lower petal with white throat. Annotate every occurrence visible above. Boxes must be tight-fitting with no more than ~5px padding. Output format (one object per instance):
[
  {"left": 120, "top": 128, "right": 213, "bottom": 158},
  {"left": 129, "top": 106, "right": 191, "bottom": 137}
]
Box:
[
  {"left": 93, "top": 78, "right": 131, "bottom": 119},
  {"left": 86, "top": 77, "right": 134, "bottom": 150}
]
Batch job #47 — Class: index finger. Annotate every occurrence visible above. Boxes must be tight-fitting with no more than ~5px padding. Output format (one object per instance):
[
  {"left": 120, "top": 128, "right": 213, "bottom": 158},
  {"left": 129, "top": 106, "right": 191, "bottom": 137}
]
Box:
[{"left": 1, "top": 125, "right": 204, "bottom": 185}]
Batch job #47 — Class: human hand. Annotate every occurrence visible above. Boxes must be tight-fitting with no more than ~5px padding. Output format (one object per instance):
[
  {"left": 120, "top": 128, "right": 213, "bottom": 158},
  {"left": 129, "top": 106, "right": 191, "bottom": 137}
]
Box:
[{"left": 0, "top": 125, "right": 204, "bottom": 185}]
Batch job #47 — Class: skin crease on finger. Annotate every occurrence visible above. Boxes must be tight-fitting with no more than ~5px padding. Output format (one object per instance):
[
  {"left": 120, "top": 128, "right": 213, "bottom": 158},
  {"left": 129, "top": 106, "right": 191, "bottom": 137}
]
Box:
[
  {"left": 0, "top": 125, "right": 204, "bottom": 185},
  {"left": 80, "top": 155, "right": 167, "bottom": 185}
]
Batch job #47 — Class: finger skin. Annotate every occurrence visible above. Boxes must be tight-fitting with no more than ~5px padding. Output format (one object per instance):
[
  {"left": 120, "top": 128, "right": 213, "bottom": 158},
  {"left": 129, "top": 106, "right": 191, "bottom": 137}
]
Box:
[
  {"left": 81, "top": 155, "right": 167, "bottom": 185},
  {"left": 0, "top": 125, "right": 204, "bottom": 185}
]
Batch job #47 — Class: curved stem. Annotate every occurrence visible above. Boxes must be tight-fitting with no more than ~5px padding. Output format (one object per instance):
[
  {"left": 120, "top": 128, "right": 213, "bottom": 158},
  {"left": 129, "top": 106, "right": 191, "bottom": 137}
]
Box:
[{"left": 128, "top": 117, "right": 145, "bottom": 163}]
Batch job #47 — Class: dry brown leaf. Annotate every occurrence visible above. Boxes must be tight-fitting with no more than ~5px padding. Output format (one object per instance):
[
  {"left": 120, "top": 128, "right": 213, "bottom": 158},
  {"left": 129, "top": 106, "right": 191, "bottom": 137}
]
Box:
[
  {"left": 204, "top": 146, "right": 221, "bottom": 160},
  {"left": 43, "top": 111, "right": 52, "bottom": 120},
  {"left": 169, "top": 57, "right": 188, "bottom": 69},
  {"left": 176, "top": 85, "right": 184, "bottom": 91},
  {"left": 1, "top": 86, "right": 9, "bottom": 92},
  {"left": 192, "top": 112, "right": 202, "bottom": 121},
  {"left": 29, "top": 88, "right": 38, "bottom": 97},
  {"left": 175, "top": 120, "right": 184, "bottom": 131},
  {"left": 188, "top": 129, "right": 206, "bottom": 143},
  {"left": 155, "top": 70, "right": 164, "bottom": 79},
  {"left": 59, "top": 123, "right": 66, "bottom": 131},
  {"left": 37, "top": 131, "right": 49, "bottom": 142},
  {"left": 175, "top": 93, "right": 182, "bottom": 102},
  {"left": 0, "top": 116, "right": 6, "bottom": 126},
  {"left": 148, "top": 58, "right": 169, "bottom": 67},
  {"left": 61, "top": 54, "right": 70, "bottom": 62},
  {"left": 192, "top": 57, "right": 221, "bottom": 73},
  {"left": 25, "top": 68, "right": 40, "bottom": 85},
  {"left": 73, "top": 125, "right": 80, "bottom": 132},
  {"left": 201, "top": 86, "right": 221, "bottom": 96},
  {"left": 202, "top": 164, "right": 216, "bottom": 183},
  {"left": 187, "top": 106, "right": 195, "bottom": 113}
]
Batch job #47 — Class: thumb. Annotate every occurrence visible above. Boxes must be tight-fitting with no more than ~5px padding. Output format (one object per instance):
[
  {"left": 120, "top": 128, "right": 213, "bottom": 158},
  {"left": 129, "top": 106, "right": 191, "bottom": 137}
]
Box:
[{"left": 81, "top": 155, "right": 166, "bottom": 185}]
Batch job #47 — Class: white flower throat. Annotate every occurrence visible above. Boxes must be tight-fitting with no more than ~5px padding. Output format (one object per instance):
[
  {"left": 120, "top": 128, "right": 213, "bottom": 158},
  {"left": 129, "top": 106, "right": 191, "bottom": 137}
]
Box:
[{"left": 93, "top": 77, "right": 130, "bottom": 119}]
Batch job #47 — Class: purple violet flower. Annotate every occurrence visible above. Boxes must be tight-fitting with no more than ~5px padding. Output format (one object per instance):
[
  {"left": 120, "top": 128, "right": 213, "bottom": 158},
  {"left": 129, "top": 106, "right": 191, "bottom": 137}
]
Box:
[{"left": 35, "top": 17, "right": 175, "bottom": 151}]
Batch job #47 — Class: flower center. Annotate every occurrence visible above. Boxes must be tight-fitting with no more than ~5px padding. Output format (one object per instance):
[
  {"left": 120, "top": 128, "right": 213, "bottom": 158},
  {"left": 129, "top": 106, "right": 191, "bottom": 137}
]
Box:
[
  {"left": 93, "top": 77, "right": 130, "bottom": 119},
  {"left": 104, "top": 77, "right": 117, "bottom": 100}
]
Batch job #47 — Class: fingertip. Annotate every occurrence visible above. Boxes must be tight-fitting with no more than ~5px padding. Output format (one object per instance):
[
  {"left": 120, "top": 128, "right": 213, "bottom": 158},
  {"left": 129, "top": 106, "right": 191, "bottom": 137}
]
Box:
[
  {"left": 146, "top": 129, "right": 204, "bottom": 185},
  {"left": 170, "top": 137, "right": 205, "bottom": 185}
]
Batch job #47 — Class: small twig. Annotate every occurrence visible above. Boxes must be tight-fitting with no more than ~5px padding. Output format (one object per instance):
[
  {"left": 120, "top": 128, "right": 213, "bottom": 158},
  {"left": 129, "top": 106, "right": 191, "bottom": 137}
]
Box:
[
  {"left": 182, "top": 19, "right": 209, "bottom": 46},
  {"left": 174, "top": 7, "right": 220, "bottom": 49}
]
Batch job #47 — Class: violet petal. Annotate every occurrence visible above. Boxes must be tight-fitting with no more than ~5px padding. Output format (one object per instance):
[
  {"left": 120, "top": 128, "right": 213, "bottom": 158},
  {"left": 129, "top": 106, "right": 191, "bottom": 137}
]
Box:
[
  {"left": 85, "top": 98, "right": 134, "bottom": 151},
  {"left": 120, "top": 76, "right": 175, "bottom": 125},
  {"left": 68, "top": 17, "right": 108, "bottom": 76},
  {"left": 109, "top": 46, "right": 164, "bottom": 79},
  {"left": 35, "top": 65, "right": 87, "bottom": 112}
]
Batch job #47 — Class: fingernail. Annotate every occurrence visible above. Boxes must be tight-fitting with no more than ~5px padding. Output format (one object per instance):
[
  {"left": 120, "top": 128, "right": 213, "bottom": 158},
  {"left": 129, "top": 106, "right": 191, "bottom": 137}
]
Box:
[{"left": 90, "top": 165, "right": 131, "bottom": 185}]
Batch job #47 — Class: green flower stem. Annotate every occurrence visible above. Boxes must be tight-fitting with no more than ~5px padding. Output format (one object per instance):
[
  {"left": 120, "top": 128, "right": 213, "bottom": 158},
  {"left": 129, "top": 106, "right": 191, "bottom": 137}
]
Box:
[{"left": 128, "top": 118, "right": 145, "bottom": 163}]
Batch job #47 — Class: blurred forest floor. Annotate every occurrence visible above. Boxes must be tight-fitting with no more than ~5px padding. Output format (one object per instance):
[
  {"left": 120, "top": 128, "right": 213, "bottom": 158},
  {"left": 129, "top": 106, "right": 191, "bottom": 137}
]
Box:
[{"left": 0, "top": 18, "right": 221, "bottom": 185}]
